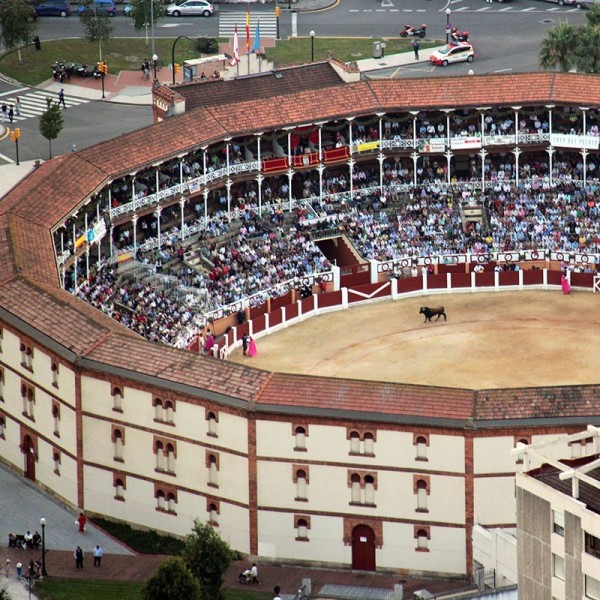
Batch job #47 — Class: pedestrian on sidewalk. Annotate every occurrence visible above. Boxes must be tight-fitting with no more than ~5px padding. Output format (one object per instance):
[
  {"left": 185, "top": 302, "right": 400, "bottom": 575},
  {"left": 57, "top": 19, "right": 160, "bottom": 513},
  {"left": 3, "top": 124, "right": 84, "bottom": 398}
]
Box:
[
  {"left": 77, "top": 511, "right": 87, "bottom": 532},
  {"left": 413, "top": 39, "right": 420, "bottom": 60},
  {"left": 93, "top": 545, "right": 103, "bottom": 567},
  {"left": 58, "top": 88, "right": 66, "bottom": 109},
  {"left": 0, "top": 103, "right": 6, "bottom": 124},
  {"left": 16, "top": 562, "right": 22, "bottom": 579},
  {"left": 74, "top": 546, "right": 84, "bottom": 570},
  {"left": 4, "top": 559, "right": 10, "bottom": 578},
  {"left": 15, "top": 97, "right": 20, "bottom": 116},
  {"left": 8, "top": 105, "right": 13, "bottom": 123}
]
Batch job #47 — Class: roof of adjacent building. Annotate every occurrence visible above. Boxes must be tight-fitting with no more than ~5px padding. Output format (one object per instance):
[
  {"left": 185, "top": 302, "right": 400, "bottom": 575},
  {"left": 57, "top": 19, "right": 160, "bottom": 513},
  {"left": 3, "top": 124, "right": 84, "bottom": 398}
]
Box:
[
  {"left": 528, "top": 455, "right": 600, "bottom": 516},
  {"left": 3, "top": 67, "right": 600, "bottom": 423}
]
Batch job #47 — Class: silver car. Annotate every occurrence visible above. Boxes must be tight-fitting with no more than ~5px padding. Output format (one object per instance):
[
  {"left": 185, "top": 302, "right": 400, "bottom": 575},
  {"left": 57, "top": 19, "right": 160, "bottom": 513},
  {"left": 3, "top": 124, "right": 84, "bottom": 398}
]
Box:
[{"left": 165, "top": 0, "right": 214, "bottom": 17}]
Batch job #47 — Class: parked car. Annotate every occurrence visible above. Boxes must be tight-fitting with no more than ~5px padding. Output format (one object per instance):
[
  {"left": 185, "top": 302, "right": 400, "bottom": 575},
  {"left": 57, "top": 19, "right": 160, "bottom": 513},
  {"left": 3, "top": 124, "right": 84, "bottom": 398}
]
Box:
[
  {"left": 33, "top": 0, "right": 70, "bottom": 16},
  {"left": 165, "top": 0, "right": 214, "bottom": 17},
  {"left": 78, "top": 0, "right": 117, "bottom": 16},
  {"left": 567, "top": 0, "right": 599, "bottom": 8},
  {"left": 430, "top": 41, "right": 475, "bottom": 67}
]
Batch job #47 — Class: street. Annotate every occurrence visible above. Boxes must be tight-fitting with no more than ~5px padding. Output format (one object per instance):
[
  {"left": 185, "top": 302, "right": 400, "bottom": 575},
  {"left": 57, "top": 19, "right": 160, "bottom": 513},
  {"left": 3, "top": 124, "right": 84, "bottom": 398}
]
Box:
[{"left": 0, "top": 0, "right": 589, "bottom": 164}]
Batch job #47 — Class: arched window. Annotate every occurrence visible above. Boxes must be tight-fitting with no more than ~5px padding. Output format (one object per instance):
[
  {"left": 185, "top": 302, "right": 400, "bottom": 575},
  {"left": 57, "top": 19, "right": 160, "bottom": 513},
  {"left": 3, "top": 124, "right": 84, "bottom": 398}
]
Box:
[
  {"left": 0, "top": 416, "right": 5, "bottom": 438},
  {"left": 294, "top": 426, "right": 306, "bottom": 450},
  {"left": 296, "top": 469, "right": 307, "bottom": 500},
  {"left": 51, "top": 362, "right": 59, "bottom": 388},
  {"left": 208, "top": 503, "right": 219, "bottom": 525},
  {"left": 297, "top": 518, "right": 309, "bottom": 540},
  {"left": 112, "top": 387, "right": 123, "bottom": 411},
  {"left": 113, "top": 429, "right": 124, "bottom": 461},
  {"left": 166, "top": 443, "right": 176, "bottom": 473},
  {"left": 27, "top": 388, "right": 34, "bottom": 418},
  {"left": 207, "top": 411, "right": 218, "bottom": 437},
  {"left": 52, "top": 404, "right": 60, "bottom": 436},
  {"left": 416, "top": 529, "right": 429, "bottom": 550},
  {"left": 156, "top": 490, "right": 165, "bottom": 510},
  {"left": 0, "top": 368, "right": 5, "bottom": 400},
  {"left": 154, "top": 398, "right": 164, "bottom": 421},
  {"left": 208, "top": 454, "right": 218, "bottom": 486},
  {"left": 155, "top": 441, "right": 165, "bottom": 471},
  {"left": 364, "top": 474, "right": 375, "bottom": 505},
  {"left": 416, "top": 436, "right": 428, "bottom": 460},
  {"left": 416, "top": 479, "right": 428, "bottom": 511},
  {"left": 350, "top": 473, "right": 361, "bottom": 504},
  {"left": 164, "top": 401, "right": 174, "bottom": 424},
  {"left": 364, "top": 432, "right": 375, "bottom": 455},
  {"left": 167, "top": 492, "right": 177, "bottom": 513},
  {"left": 349, "top": 431, "right": 360, "bottom": 454},
  {"left": 114, "top": 478, "right": 125, "bottom": 500}
]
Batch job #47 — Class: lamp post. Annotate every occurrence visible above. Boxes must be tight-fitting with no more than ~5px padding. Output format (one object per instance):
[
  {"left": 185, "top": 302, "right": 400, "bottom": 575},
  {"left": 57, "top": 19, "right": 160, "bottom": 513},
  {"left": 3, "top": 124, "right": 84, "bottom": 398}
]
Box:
[
  {"left": 152, "top": 53, "right": 158, "bottom": 81},
  {"left": 171, "top": 36, "right": 195, "bottom": 85},
  {"left": 445, "top": 8, "right": 451, "bottom": 44},
  {"left": 310, "top": 30, "right": 315, "bottom": 63},
  {"left": 40, "top": 517, "right": 47, "bottom": 576}
]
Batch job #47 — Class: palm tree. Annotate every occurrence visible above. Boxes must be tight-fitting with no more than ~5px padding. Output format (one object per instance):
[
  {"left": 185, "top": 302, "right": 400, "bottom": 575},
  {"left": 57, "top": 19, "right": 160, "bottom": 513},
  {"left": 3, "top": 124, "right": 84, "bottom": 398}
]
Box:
[
  {"left": 539, "top": 21, "right": 577, "bottom": 72},
  {"left": 573, "top": 25, "right": 600, "bottom": 73}
]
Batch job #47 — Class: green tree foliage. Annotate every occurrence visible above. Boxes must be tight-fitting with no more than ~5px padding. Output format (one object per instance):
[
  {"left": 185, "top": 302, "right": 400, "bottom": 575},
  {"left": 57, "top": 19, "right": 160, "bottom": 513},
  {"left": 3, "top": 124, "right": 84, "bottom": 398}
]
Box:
[
  {"left": 0, "top": 0, "right": 37, "bottom": 62},
  {"left": 539, "top": 21, "right": 576, "bottom": 72},
  {"left": 182, "top": 520, "right": 235, "bottom": 600},
  {"left": 79, "top": 3, "right": 114, "bottom": 60},
  {"left": 39, "top": 98, "right": 64, "bottom": 159},
  {"left": 573, "top": 23, "right": 600, "bottom": 73},
  {"left": 584, "top": 3, "right": 600, "bottom": 27},
  {"left": 142, "top": 557, "right": 202, "bottom": 600},
  {"left": 127, "top": 0, "right": 163, "bottom": 33}
]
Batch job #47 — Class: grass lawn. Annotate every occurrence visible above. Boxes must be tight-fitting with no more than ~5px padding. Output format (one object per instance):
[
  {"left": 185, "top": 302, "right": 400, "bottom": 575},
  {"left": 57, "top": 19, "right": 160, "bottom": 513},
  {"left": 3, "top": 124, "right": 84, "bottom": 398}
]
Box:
[
  {"left": 91, "top": 517, "right": 185, "bottom": 555},
  {"left": 0, "top": 36, "right": 442, "bottom": 86},
  {"left": 0, "top": 37, "right": 200, "bottom": 86},
  {"left": 35, "top": 578, "right": 272, "bottom": 600},
  {"left": 264, "top": 36, "right": 439, "bottom": 66}
]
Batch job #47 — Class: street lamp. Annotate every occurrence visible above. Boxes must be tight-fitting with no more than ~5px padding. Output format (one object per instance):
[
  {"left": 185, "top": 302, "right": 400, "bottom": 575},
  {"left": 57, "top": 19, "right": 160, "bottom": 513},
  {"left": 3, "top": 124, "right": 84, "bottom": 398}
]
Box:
[
  {"left": 445, "top": 8, "right": 451, "bottom": 44},
  {"left": 310, "top": 30, "right": 315, "bottom": 63},
  {"left": 40, "top": 517, "right": 47, "bottom": 577},
  {"left": 152, "top": 53, "right": 158, "bottom": 81}
]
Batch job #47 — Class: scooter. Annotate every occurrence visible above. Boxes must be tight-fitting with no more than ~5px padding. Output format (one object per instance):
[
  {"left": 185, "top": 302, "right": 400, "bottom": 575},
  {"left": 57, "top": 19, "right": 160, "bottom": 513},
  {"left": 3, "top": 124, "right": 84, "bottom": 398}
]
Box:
[
  {"left": 450, "top": 28, "right": 469, "bottom": 42},
  {"left": 72, "top": 63, "right": 102, "bottom": 79},
  {"left": 400, "top": 24, "right": 427, "bottom": 38}
]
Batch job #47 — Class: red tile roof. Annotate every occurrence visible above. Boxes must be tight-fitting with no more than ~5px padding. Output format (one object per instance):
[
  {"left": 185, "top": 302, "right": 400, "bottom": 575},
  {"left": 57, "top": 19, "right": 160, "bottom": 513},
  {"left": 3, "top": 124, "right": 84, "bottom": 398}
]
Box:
[{"left": 1, "top": 69, "right": 600, "bottom": 423}]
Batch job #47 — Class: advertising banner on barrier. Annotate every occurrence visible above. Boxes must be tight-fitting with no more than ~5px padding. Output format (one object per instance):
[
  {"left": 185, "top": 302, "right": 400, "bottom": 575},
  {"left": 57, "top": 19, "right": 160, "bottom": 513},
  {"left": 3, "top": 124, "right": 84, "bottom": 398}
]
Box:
[
  {"left": 550, "top": 251, "right": 572, "bottom": 263},
  {"left": 440, "top": 254, "right": 468, "bottom": 264},
  {"left": 484, "top": 134, "right": 517, "bottom": 147},
  {"left": 550, "top": 133, "right": 600, "bottom": 150},
  {"left": 497, "top": 252, "right": 521, "bottom": 263},
  {"left": 356, "top": 141, "right": 380, "bottom": 153},
  {"left": 524, "top": 250, "right": 546, "bottom": 261},
  {"left": 575, "top": 253, "right": 598, "bottom": 265},
  {"left": 468, "top": 253, "right": 493, "bottom": 264},
  {"left": 450, "top": 136, "right": 482, "bottom": 150},
  {"left": 417, "top": 256, "right": 439, "bottom": 266}
]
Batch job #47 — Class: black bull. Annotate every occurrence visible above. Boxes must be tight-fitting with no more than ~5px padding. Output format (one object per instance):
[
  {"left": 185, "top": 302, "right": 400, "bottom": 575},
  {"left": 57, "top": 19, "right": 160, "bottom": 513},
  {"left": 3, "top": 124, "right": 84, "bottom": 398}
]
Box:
[{"left": 419, "top": 306, "right": 447, "bottom": 322}]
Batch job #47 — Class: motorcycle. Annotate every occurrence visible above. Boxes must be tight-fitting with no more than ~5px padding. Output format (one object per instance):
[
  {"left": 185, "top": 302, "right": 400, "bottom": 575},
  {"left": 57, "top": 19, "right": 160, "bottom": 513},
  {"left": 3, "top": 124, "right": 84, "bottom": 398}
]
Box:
[
  {"left": 51, "top": 61, "right": 75, "bottom": 82},
  {"left": 72, "top": 63, "right": 102, "bottom": 79},
  {"left": 400, "top": 23, "right": 427, "bottom": 38},
  {"left": 450, "top": 28, "right": 469, "bottom": 42}
]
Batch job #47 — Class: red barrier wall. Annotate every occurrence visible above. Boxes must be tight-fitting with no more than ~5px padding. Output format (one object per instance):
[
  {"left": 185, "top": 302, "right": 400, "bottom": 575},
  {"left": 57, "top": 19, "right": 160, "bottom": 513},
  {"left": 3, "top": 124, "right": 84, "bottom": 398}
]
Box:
[
  {"left": 451, "top": 273, "right": 471, "bottom": 289},
  {"left": 547, "top": 270, "right": 562, "bottom": 286},
  {"left": 474, "top": 273, "right": 495, "bottom": 288},
  {"left": 286, "top": 302, "right": 299, "bottom": 320},
  {"left": 250, "top": 303, "right": 268, "bottom": 319},
  {"left": 427, "top": 274, "right": 447, "bottom": 290},
  {"left": 253, "top": 314, "right": 266, "bottom": 334},
  {"left": 347, "top": 282, "right": 391, "bottom": 303},
  {"left": 571, "top": 273, "right": 594, "bottom": 288},
  {"left": 438, "top": 264, "right": 465, "bottom": 275},
  {"left": 523, "top": 270, "right": 544, "bottom": 285},
  {"left": 318, "top": 290, "right": 343, "bottom": 309},
  {"left": 271, "top": 292, "right": 292, "bottom": 311},
  {"left": 397, "top": 277, "right": 422, "bottom": 293},
  {"left": 498, "top": 272, "right": 519, "bottom": 286},
  {"left": 341, "top": 271, "right": 371, "bottom": 287},
  {"left": 270, "top": 308, "right": 283, "bottom": 328}
]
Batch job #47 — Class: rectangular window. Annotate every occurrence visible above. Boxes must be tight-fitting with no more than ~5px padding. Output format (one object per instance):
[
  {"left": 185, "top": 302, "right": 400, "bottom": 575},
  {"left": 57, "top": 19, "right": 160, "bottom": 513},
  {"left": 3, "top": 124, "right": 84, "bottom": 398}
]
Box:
[
  {"left": 553, "top": 510, "right": 565, "bottom": 536},
  {"left": 586, "top": 575, "right": 600, "bottom": 600},
  {"left": 585, "top": 532, "right": 600, "bottom": 560},
  {"left": 553, "top": 554, "right": 565, "bottom": 581}
]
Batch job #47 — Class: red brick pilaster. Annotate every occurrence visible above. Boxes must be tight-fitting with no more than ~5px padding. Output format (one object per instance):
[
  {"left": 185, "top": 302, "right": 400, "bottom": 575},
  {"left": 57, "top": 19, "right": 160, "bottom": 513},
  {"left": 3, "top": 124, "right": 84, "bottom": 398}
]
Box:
[
  {"left": 75, "top": 372, "right": 84, "bottom": 509},
  {"left": 464, "top": 432, "right": 474, "bottom": 578},
  {"left": 248, "top": 414, "right": 258, "bottom": 555}
]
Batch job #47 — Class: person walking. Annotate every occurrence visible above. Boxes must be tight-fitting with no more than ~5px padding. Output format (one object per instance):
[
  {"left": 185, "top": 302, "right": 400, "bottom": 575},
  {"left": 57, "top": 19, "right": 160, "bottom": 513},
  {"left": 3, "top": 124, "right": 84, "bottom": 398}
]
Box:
[
  {"left": 14, "top": 97, "right": 20, "bottom": 117},
  {"left": 248, "top": 337, "right": 257, "bottom": 357},
  {"left": 74, "top": 546, "right": 84, "bottom": 570},
  {"left": 8, "top": 105, "right": 14, "bottom": 123},
  {"left": 242, "top": 333, "right": 249, "bottom": 356},
  {"left": 58, "top": 88, "right": 66, "bottom": 109},
  {"left": 4, "top": 559, "right": 10, "bottom": 578},
  {"left": 0, "top": 103, "right": 6, "bottom": 124},
  {"left": 77, "top": 512, "right": 87, "bottom": 532},
  {"left": 413, "top": 39, "right": 420, "bottom": 60},
  {"left": 93, "top": 545, "right": 103, "bottom": 567}
]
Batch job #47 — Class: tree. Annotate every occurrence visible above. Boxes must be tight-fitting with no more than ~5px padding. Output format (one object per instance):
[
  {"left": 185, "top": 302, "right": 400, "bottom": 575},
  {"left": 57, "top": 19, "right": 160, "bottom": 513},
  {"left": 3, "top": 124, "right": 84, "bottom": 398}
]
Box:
[
  {"left": 572, "top": 24, "right": 600, "bottom": 73},
  {"left": 39, "top": 98, "right": 64, "bottom": 159},
  {"left": 127, "top": 0, "right": 164, "bottom": 47},
  {"left": 0, "top": 0, "right": 37, "bottom": 63},
  {"left": 182, "top": 520, "right": 235, "bottom": 600},
  {"left": 142, "top": 558, "right": 202, "bottom": 600},
  {"left": 584, "top": 3, "right": 600, "bottom": 27},
  {"left": 539, "top": 21, "right": 577, "bottom": 72},
  {"left": 79, "top": 4, "right": 113, "bottom": 61}
]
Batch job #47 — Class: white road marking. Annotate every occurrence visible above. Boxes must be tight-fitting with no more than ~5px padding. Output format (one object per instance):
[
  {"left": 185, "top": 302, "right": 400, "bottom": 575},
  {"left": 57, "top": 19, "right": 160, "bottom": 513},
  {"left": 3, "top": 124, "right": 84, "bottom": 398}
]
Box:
[
  {"left": 0, "top": 88, "right": 28, "bottom": 99},
  {"left": 0, "top": 153, "right": 15, "bottom": 164}
]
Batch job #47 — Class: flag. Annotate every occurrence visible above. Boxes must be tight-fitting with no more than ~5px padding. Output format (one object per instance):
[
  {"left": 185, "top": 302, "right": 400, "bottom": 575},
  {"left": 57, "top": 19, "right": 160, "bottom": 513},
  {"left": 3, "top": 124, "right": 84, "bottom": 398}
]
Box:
[
  {"left": 245, "top": 4, "right": 251, "bottom": 53},
  {"left": 252, "top": 18, "right": 261, "bottom": 53},
  {"left": 230, "top": 24, "right": 240, "bottom": 66}
]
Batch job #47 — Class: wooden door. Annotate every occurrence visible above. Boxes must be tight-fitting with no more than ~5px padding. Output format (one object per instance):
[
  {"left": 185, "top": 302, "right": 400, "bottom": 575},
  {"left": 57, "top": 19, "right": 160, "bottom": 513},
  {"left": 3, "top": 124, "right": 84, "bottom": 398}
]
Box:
[
  {"left": 351, "top": 524, "right": 376, "bottom": 571},
  {"left": 23, "top": 435, "right": 36, "bottom": 481}
]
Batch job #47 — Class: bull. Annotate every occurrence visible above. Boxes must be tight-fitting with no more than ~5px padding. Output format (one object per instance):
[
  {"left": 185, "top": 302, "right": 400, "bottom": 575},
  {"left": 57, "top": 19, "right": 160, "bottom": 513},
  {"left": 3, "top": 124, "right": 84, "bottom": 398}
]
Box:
[{"left": 419, "top": 306, "right": 447, "bottom": 322}]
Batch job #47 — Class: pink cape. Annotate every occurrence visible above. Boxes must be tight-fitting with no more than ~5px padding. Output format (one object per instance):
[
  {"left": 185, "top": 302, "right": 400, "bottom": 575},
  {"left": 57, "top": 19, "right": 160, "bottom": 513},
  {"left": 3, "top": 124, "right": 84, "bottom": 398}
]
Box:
[
  {"left": 561, "top": 275, "right": 571, "bottom": 295},
  {"left": 248, "top": 339, "right": 257, "bottom": 357}
]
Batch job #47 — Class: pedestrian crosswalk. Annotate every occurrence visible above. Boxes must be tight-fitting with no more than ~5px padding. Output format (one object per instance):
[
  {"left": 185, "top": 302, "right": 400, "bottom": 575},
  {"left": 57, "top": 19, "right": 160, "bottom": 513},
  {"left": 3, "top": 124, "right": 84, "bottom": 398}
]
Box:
[
  {"left": 218, "top": 12, "right": 277, "bottom": 39},
  {"left": 0, "top": 90, "right": 90, "bottom": 124}
]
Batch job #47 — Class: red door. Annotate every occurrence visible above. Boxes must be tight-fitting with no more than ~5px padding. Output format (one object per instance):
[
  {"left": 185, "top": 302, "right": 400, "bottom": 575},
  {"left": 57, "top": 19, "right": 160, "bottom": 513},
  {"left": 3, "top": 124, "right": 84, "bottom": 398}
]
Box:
[
  {"left": 23, "top": 436, "right": 36, "bottom": 481},
  {"left": 351, "top": 524, "right": 376, "bottom": 571}
]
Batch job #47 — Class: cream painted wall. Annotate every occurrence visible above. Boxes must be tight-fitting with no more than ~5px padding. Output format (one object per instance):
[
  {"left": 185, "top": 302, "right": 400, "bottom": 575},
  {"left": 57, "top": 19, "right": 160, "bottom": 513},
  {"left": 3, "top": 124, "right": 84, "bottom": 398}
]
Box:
[
  {"left": 474, "top": 476, "right": 516, "bottom": 524},
  {"left": 381, "top": 522, "right": 466, "bottom": 574},
  {"left": 0, "top": 413, "right": 26, "bottom": 471},
  {"left": 36, "top": 436, "right": 78, "bottom": 505},
  {"left": 258, "top": 511, "right": 346, "bottom": 564}
]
